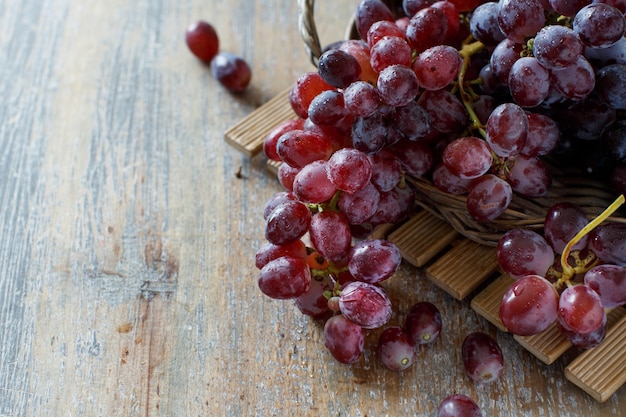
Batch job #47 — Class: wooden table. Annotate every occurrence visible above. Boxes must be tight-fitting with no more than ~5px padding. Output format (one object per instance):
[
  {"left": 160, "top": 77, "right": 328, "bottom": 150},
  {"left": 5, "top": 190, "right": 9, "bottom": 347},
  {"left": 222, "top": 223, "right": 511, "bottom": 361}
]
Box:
[{"left": 0, "top": 0, "right": 624, "bottom": 416}]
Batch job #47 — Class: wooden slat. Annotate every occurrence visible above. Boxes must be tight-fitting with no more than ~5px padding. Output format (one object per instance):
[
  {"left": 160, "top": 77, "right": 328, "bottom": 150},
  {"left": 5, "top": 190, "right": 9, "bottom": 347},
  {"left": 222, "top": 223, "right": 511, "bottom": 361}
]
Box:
[
  {"left": 565, "top": 309, "right": 626, "bottom": 402},
  {"left": 514, "top": 322, "right": 573, "bottom": 365},
  {"left": 387, "top": 210, "right": 457, "bottom": 268},
  {"left": 470, "top": 273, "right": 514, "bottom": 332},
  {"left": 224, "top": 88, "right": 296, "bottom": 157},
  {"left": 426, "top": 239, "right": 498, "bottom": 300}
]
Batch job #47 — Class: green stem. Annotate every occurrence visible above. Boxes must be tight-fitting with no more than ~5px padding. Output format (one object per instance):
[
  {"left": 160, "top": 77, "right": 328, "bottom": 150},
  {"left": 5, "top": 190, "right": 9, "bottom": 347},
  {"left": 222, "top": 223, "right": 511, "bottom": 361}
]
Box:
[
  {"left": 556, "top": 194, "right": 625, "bottom": 286},
  {"left": 457, "top": 41, "right": 487, "bottom": 138}
]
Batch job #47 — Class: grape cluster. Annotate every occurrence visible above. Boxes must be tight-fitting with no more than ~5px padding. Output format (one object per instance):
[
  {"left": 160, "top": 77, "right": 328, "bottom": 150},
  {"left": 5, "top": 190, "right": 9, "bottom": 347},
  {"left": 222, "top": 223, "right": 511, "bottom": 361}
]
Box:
[
  {"left": 498, "top": 195, "right": 626, "bottom": 348},
  {"left": 254, "top": 0, "right": 624, "bottom": 410},
  {"left": 185, "top": 20, "right": 252, "bottom": 92}
]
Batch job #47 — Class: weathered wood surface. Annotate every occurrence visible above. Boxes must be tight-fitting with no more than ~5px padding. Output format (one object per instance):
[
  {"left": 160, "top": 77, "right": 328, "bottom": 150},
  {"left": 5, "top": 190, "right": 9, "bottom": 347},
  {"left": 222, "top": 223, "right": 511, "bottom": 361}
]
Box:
[{"left": 0, "top": 0, "right": 624, "bottom": 416}]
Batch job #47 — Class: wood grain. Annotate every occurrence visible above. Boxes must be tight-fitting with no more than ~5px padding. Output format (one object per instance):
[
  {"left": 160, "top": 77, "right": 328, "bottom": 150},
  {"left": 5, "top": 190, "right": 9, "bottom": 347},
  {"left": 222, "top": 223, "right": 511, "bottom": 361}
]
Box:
[{"left": 0, "top": 0, "right": 624, "bottom": 416}]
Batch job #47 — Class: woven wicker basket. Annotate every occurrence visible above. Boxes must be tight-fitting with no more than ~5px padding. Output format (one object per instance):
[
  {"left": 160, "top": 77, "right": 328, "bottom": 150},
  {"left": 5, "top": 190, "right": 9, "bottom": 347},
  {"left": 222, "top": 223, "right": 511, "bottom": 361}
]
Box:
[{"left": 298, "top": 0, "right": 626, "bottom": 246}]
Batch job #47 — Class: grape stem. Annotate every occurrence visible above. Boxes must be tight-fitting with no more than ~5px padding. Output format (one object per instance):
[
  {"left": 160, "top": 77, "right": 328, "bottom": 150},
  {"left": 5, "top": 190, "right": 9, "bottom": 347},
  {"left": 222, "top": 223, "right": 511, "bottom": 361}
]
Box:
[
  {"left": 457, "top": 40, "right": 487, "bottom": 138},
  {"left": 556, "top": 194, "right": 625, "bottom": 287}
]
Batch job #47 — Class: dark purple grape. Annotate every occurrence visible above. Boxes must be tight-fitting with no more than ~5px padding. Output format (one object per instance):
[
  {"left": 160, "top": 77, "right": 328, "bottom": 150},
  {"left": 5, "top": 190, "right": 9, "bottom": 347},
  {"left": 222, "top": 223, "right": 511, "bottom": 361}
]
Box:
[
  {"left": 485, "top": 102, "right": 528, "bottom": 157},
  {"left": 497, "top": 228, "right": 554, "bottom": 279},
  {"left": 596, "top": 64, "right": 626, "bottom": 110},
  {"left": 326, "top": 148, "right": 373, "bottom": 193},
  {"left": 404, "top": 301, "right": 442, "bottom": 345},
  {"left": 508, "top": 57, "right": 550, "bottom": 107},
  {"left": 352, "top": 113, "right": 389, "bottom": 154},
  {"left": 588, "top": 222, "right": 626, "bottom": 265},
  {"left": 573, "top": 3, "right": 626, "bottom": 48},
  {"left": 497, "top": 0, "right": 545, "bottom": 43},
  {"left": 505, "top": 154, "right": 551, "bottom": 197},
  {"left": 324, "top": 314, "right": 364, "bottom": 364},
  {"left": 390, "top": 101, "right": 431, "bottom": 140},
  {"left": 377, "top": 64, "right": 420, "bottom": 107},
  {"left": 544, "top": 202, "right": 589, "bottom": 254},
  {"left": 377, "top": 327, "right": 416, "bottom": 371},
  {"left": 466, "top": 174, "right": 512, "bottom": 222},
  {"left": 210, "top": 52, "right": 252, "bottom": 92},
  {"left": 418, "top": 89, "right": 468, "bottom": 133},
  {"left": 469, "top": 2, "right": 506, "bottom": 46},
  {"left": 317, "top": 49, "right": 362, "bottom": 89},
  {"left": 461, "top": 332, "right": 504, "bottom": 384},
  {"left": 406, "top": 6, "right": 448, "bottom": 53},
  {"left": 295, "top": 276, "right": 331, "bottom": 318},
  {"left": 532, "top": 25, "right": 583, "bottom": 69},
  {"left": 308, "top": 90, "right": 348, "bottom": 126},
  {"left": 355, "top": 0, "right": 395, "bottom": 41}
]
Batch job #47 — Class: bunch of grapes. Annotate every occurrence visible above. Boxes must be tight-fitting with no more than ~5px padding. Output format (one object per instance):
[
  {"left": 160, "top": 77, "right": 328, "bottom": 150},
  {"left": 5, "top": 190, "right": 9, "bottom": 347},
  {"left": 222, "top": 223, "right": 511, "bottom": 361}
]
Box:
[
  {"left": 498, "top": 195, "right": 626, "bottom": 348},
  {"left": 255, "top": 0, "right": 625, "bottom": 409}
]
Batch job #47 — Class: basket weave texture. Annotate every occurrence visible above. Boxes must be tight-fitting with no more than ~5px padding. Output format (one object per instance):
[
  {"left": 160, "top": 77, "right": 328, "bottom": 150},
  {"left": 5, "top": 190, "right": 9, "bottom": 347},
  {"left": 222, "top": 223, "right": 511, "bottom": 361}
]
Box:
[{"left": 298, "top": 0, "right": 626, "bottom": 246}]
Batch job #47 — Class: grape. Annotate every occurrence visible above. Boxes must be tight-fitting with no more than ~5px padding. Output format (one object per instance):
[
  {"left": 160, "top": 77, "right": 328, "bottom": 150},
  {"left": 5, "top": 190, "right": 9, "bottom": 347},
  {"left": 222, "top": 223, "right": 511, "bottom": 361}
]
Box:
[
  {"left": 603, "top": 120, "right": 626, "bottom": 162},
  {"left": 551, "top": 0, "right": 593, "bottom": 16},
  {"left": 522, "top": 112, "right": 560, "bottom": 157},
  {"left": 390, "top": 101, "right": 431, "bottom": 140},
  {"left": 471, "top": 94, "right": 498, "bottom": 125},
  {"left": 551, "top": 55, "right": 595, "bottom": 100},
  {"left": 277, "top": 163, "right": 299, "bottom": 191},
  {"left": 292, "top": 160, "right": 337, "bottom": 204},
  {"left": 348, "top": 239, "right": 402, "bottom": 284},
  {"left": 355, "top": 0, "right": 395, "bottom": 41},
  {"left": 377, "top": 64, "right": 420, "bottom": 107},
  {"left": 497, "top": 0, "right": 546, "bottom": 43},
  {"left": 210, "top": 52, "right": 252, "bottom": 93},
  {"left": 344, "top": 81, "right": 383, "bottom": 117},
  {"left": 339, "top": 40, "right": 379, "bottom": 84},
  {"left": 377, "top": 327, "right": 416, "bottom": 371},
  {"left": 185, "top": 20, "right": 219, "bottom": 63},
  {"left": 485, "top": 103, "right": 528, "bottom": 157},
  {"left": 469, "top": 2, "right": 506, "bottom": 46},
  {"left": 263, "top": 118, "right": 305, "bottom": 161},
  {"left": 559, "top": 97, "right": 617, "bottom": 141},
  {"left": 307, "top": 90, "right": 347, "bottom": 126},
  {"left": 338, "top": 182, "right": 381, "bottom": 224},
  {"left": 265, "top": 200, "right": 312, "bottom": 245},
  {"left": 558, "top": 313, "right": 606, "bottom": 349},
  {"left": 324, "top": 314, "right": 365, "bottom": 364},
  {"left": 326, "top": 148, "right": 373, "bottom": 193},
  {"left": 290, "top": 72, "right": 335, "bottom": 118},
  {"left": 403, "top": 0, "right": 436, "bottom": 16},
  {"left": 433, "top": 163, "right": 473, "bottom": 195},
  {"left": 412, "top": 45, "right": 463, "bottom": 91},
  {"left": 558, "top": 284, "right": 605, "bottom": 334},
  {"left": 588, "top": 222, "right": 626, "bottom": 265},
  {"left": 369, "top": 184, "right": 416, "bottom": 224},
  {"left": 367, "top": 20, "right": 407, "bottom": 48},
  {"left": 461, "top": 332, "right": 504, "bottom": 384},
  {"left": 532, "top": 25, "right": 583, "bottom": 69},
  {"left": 497, "top": 229, "right": 555, "bottom": 279},
  {"left": 257, "top": 257, "right": 311, "bottom": 299},
  {"left": 499, "top": 275, "right": 559, "bottom": 336},
  {"left": 368, "top": 149, "right": 403, "bottom": 192},
  {"left": 508, "top": 57, "right": 550, "bottom": 107},
  {"left": 276, "top": 130, "right": 333, "bottom": 169},
  {"left": 262, "top": 191, "right": 297, "bottom": 220},
  {"left": 490, "top": 39, "right": 524, "bottom": 83},
  {"left": 406, "top": 6, "right": 448, "bottom": 53},
  {"left": 596, "top": 64, "right": 626, "bottom": 110},
  {"left": 370, "top": 35, "right": 413, "bottom": 72},
  {"left": 584, "top": 264, "right": 626, "bottom": 308},
  {"left": 437, "top": 394, "right": 483, "bottom": 417},
  {"left": 255, "top": 239, "right": 307, "bottom": 269},
  {"left": 432, "top": 1, "right": 461, "bottom": 43},
  {"left": 295, "top": 275, "right": 332, "bottom": 318},
  {"left": 417, "top": 89, "right": 468, "bottom": 133},
  {"left": 309, "top": 210, "right": 352, "bottom": 263},
  {"left": 339, "top": 281, "right": 393, "bottom": 329},
  {"left": 352, "top": 112, "right": 389, "bottom": 154},
  {"left": 317, "top": 49, "right": 362, "bottom": 89},
  {"left": 390, "top": 138, "right": 434, "bottom": 177},
  {"left": 544, "top": 202, "right": 590, "bottom": 254},
  {"left": 505, "top": 154, "right": 551, "bottom": 197},
  {"left": 584, "top": 36, "right": 626, "bottom": 66},
  {"left": 442, "top": 137, "right": 493, "bottom": 179},
  {"left": 404, "top": 301, "right": 442, "bottom": 345}
]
